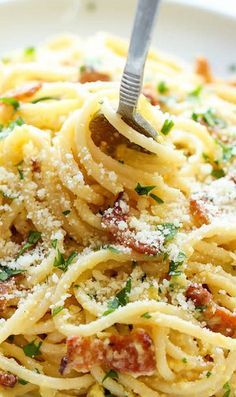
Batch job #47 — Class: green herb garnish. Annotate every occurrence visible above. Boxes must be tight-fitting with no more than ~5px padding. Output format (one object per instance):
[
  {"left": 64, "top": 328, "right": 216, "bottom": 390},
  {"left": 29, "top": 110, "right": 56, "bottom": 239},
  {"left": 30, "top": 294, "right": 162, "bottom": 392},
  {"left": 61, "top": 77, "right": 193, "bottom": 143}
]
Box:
[
  {"left": 0, "top": 266, "right": 25, "bottom": 281},
  {"left": 51, "top": 239, "right": 58, "bottom": 249},
  {"left": 102, "top": 369, "right": 118, "bottom": 383},
  {"left": 18, "top": 231, "right": 42, "bottom": 257},
  {"left": 195, "top": 305, "right": 207, "bottom": 312},
  {"left": 168, "top": 252, "right": 186, "bottom": 277},
  {"left": 51, "top": 306, "right": 64, "bottom": 317},
  {"left": 24, "top": 46, "right": 36, "bottom": 59},
  {"left": 107, "top": 245, "right": 120, "bottom": 254},
  {"left": 157, "top": 223, "right": 179, "bottom": 243},
  {"left": 135, "top": 183, "right": 164, "bottom": 204},
  {"left": 53, "top": 250, "right": 77, "bottom": 272},
  {"left": 211, "top": 168, "right": 225, "bottom": 179},
  {"left": 192, "top": 109, "right": 226, "bottom": 128},
  {"left": 135, "top": 183, "right": 156, "bottom": 196},
  {"left": 149, "top": 193, "right": 164, "bottom": 204},
  {"left": 31, "top": 96, "right": 57, "bottom": 104},
  {"left": 188, "top": 85, "right": 202, "bottom": 98},
  {"left": 62, "top": 210, "right": 71, "bottom": 216},
  {"left": 0, "top": 97, "right": 20, "bottom": 110},
  {"left": 18, "top": 168, "right": 24, "bottom": 180},
  {"left": 161, "top": 119, "right": 174, "bottom": 135},
  {"left": 182, "top": 357, "right": 188, "bottom": 363},
  {"left": 206, "top": 371, "right": 212, "bottom": 378},
  {"left": 223, "top": 382, "right": 231, "bottom": 397},
  {"left": 103, "top": 277, "right": 132, "bottom": 316},
  {"left": 19, "top": 378, "right": 28, "bottom": 385},
  {"left": 141, "top": 312, "right": 152, "bottom": 319},
  {"left": 157, "top": 81, "right": 168, "bottom": 94},
  {"left": 23, "top": 340, "right": 42, "bottom": 358}
]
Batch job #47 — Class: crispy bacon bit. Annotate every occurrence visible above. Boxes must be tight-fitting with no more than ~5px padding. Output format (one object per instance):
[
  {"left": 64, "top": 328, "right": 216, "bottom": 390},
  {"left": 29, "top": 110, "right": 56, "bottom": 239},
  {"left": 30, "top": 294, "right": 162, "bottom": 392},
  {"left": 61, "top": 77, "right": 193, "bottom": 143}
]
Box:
[
  {"left": 61, "top": 329, "right": 156, "bottom": 376},
  {"left": 142, "top": 84, "right": 159, "bottom": 106},
  {"left": 101, "top": 193, "right": 163, "bottom": 255},
  {"left": 186, "top": 284, "right": 236, "bottom": 337},
  {"left": 0, "top": 279, "right": 17, "bottom": 311},
  {"left": 195, "top": 57, "right": 213, "bottom": 83},
  {"left": 0, "top": 372, "right": 17, "bottom": 388},
  {"left": 186, "top": 284, "right": 212, "bottom": 307},
  {"left": 2, "top": 82, "right": 42, "bottom": 101},
  {"left": 31, "top": 159, "right": 41, "bottom": 173},
  {"left": 189, "top": 198, "right": 210, "bottom": 226},
  {"left": 79, "top": 67, "right": 110, "bottom": 84},
  {"left": 189, "top": 176, "right": 236, "bottom": 227}
]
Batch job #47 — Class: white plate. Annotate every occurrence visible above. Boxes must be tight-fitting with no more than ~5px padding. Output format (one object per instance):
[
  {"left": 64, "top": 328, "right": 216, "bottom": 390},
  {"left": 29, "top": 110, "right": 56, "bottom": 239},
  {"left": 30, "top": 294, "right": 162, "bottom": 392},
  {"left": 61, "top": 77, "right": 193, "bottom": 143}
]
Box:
[{"left": 0, "top": 0, "right": 235, "bottom": 76}]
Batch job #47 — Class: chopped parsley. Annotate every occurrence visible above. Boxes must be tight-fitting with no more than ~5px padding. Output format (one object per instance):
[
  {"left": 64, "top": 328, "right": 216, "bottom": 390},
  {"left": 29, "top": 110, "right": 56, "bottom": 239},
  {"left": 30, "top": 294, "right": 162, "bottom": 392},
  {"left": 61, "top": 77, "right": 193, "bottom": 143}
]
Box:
[
  {"left": 51, "top": 239, "right": 58, "bottom": 249},
  {"left": 157, "top": 81, "right": 168, "bottom": 94},
  {"left": 217, "top": 140, "right": 236, "bottom": 163},
  {"left": 168, "top": 252, "right": 186, "bottom": 277},
  {"left": 107, "top": 245, "right": 120, "bottom": 254},
  {"left": 223, "top": 382, "right": 231, "bottom": 397},
  {"left": 0, "top": 97, "right": 20, "bottom": 110},
  {"left": 18, "top": 231, "right": 42, "bottom": 257},
  {"left": 135, "top": 183, "right": 164, "bottom": 204},
  {"left": 31, "top": 96, "right": 57, "bottom": 104},
  {"left": 157, "top": 223, "right": 179, "bottom": 243},
  {"left": 53, "top": 250, "right": 78, "bottom": 272},
  {"left": 211, "top": 168, "right": 225, "bottom": 179},
  {"left": 182, "top": 357, "right": 188, "bottom": 363},
  {"left": 195, "top": 305, "right": 207, "bottom": 312},
  {"left": 23, "top": 340, "right": 42, "bottom": 358},
  {"left": 103, "top": 277, "right": 132, "bottom": 316},
  {"left": 80, "top": 65, "right": 86, "bottom": 73},
  {"left": 24, "top": 46, "right": 36, "bottom": 59},
  {"left": 0, "top": 117, "right": 25, "bottom": 140},
  {"left": 149, "top": 193, "right": 164, "bottom": 204},
  {"left": 102, "top": 369, "right": 118, "bottom": 383},
  {"left": 188, "top": 85, "right": 202, "bottom": 99},
  {"left": 18, "top": 378, "right": 28, "bottom": 385},
  {"left": 18, "top": 167, "right": 24, "bottom": 180},
  {"left": 202, "top": 152, "right": 210, "bottom": 162},
  {"left": 192, "top": 109, "right": 226, "bottom": 128},
  {"left": 62, "top": 210, "right": 71, "bottom": 216},
  {"left": 161, "top": 119, "right": 174, "bottom": 135},
  {"left": 0, "top": 266, "right": 25, "bottom": 281},
  {"left": 141, "top": 312, "right": 152, "bottom": 319},
  {"left": 135, "top": 183, "right": 156, "bottom": 196},
  {"left": 206, "top": 371, "right": 212, "bottom": 378},
  {"left": 51, "top": 306, "right": 64, "bottom": 317}
]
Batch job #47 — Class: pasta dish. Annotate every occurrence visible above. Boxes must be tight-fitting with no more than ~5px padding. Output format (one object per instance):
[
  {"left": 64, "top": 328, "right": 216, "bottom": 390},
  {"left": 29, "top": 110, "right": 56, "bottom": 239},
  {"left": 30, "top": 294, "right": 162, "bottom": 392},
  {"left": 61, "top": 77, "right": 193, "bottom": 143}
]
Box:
[{"left": 0, "top": 33, "right": 235, "bottom": 397}]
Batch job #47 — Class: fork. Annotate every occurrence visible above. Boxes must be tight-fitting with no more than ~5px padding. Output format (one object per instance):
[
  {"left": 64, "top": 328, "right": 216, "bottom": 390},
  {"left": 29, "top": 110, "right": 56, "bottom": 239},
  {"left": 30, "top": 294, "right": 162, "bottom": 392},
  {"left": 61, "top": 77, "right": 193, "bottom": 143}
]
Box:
[{"left": 117, "top": 0, "right": 161, "bottom": 139}]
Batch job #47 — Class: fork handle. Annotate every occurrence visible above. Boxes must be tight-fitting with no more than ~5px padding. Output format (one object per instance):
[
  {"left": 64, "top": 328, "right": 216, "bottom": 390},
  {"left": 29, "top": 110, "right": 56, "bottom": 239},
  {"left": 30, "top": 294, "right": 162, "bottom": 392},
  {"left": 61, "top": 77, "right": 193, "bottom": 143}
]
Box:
[{"left": 118, "top": 0, "right": 161, "bottom": 115}]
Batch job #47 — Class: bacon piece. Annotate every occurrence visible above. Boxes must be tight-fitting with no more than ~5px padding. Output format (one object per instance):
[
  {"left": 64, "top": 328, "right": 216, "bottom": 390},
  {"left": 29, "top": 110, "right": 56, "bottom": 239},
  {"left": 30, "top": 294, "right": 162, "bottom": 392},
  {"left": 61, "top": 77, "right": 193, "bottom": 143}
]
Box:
[
  {"left": 61, "top": 329, "right": 156, "bottom": 376},
  {"left": 102, "top": 193, "right": 163, "bottom": 255},
  {"left": 142, "top": 84, "right": 159, "bottom": 106},
  {"left": 80, "top": 67, "right": 110, "bottom": 83},
  {"left": 190, "top": 176, "right": 236, "bottom": 227},
  {"left": 2, "top": 82, "right": 42, "bottom": 101},
  {"left": 31, "top": 159, "right": 41, "bottom": 173},
  {"left": 0, "top": 372, "right": 17, "bottom": 388},
  {"left": 189, "top": 198, "right": 210, "bottom": 227},
  {"left": 0, "top": 279, "right": 18, "bottom": 311},
  {"left": 195, "top": 57, "right": 213, "bottom": 83},
  {"left": 105, "top": 329, "right": 155, "bottom": 375},
  {"left": 186, "top": 284, "right": 212, "bottom": 307},
  {"left": 186, "top": 284, "right": 236, "bottom": 337}
]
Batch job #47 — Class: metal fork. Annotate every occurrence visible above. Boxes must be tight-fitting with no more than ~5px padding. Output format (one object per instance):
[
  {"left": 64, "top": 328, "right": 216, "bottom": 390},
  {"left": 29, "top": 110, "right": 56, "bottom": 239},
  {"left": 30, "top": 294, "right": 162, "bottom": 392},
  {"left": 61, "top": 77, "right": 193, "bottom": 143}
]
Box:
[{"left": 117, "top": 0, "right": 161, "bottom": 139}]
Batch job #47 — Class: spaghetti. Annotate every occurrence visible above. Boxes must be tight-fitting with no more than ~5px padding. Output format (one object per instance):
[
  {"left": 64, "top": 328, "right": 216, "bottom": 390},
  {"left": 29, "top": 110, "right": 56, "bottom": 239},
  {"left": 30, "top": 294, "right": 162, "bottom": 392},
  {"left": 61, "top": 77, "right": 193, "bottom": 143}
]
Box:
[{"left": 0, "top": 33, "right": 235, "bottom": 397}]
